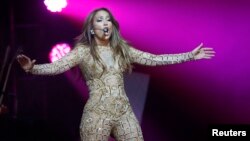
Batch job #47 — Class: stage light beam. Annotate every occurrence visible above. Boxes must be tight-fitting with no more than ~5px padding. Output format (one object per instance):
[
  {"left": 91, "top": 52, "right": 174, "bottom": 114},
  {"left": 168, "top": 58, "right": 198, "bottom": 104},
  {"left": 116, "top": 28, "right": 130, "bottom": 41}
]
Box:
[
  {"left": 44, "top": 0, "right": 67, "bottom": 12},
  {"left": 49, "top": 43, "right": 71, "bottom": 62}
]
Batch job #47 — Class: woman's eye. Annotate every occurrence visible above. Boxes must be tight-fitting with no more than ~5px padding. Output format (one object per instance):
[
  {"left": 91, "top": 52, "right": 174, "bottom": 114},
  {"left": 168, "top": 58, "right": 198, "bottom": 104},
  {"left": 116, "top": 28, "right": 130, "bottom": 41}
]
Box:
[
  {"left": 96, "top": 19, "right": 102, "bottom": 22},
  {"left": 107, "top": 19, "right": 111, "bottom": 21}
]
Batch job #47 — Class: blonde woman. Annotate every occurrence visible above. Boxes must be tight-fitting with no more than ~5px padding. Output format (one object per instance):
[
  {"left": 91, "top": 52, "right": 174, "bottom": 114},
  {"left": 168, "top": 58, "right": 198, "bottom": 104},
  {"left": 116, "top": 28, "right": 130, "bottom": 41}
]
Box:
[{"left": 17, "top": 8, "right": 215, "bottom": 141}]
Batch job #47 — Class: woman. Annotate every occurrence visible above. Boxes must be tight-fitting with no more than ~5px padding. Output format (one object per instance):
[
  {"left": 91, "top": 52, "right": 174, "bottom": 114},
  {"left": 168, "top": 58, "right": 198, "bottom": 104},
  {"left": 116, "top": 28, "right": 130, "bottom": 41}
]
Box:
[{"left": 17, "top": 8, "right": 215, "bottom": 141}]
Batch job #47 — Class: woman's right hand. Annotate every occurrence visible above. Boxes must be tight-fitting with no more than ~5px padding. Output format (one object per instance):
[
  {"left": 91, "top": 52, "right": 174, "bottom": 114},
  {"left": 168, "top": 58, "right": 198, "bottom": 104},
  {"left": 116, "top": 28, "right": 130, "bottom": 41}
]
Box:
[{"left": 17, "top": 54, "right": 36, "bottom": 72}]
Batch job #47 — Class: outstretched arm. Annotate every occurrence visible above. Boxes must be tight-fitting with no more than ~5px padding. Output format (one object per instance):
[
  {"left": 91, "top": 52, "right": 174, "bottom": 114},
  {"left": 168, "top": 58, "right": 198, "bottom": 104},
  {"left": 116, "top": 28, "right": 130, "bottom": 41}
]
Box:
[
  {"left": 17, "top": 45, "right": 87, "bottom": 75},
  {"left": 129, "top": 43, "right": 215, "bottom": 66}
]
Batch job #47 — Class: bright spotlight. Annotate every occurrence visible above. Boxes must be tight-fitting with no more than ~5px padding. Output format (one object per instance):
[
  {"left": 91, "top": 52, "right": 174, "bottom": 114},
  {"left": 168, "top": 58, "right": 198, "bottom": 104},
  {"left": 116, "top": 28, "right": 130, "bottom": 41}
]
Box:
[
  {"left": 49, "top": 43, "right": 71, "bottom": 62},
  {"left": 44, "top": 0, "right": 67, "bottom": 12}
]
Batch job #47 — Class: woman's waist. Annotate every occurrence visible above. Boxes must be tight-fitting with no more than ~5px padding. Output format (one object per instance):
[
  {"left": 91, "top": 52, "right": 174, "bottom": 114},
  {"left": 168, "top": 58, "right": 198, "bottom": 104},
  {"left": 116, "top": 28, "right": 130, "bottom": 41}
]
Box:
[
  {"left": 88, "top": 84, "right": 126, "bottom": 97},
  {"left": 86, "top": 75, "right": 124, "bottom": 91},
  {"left": 87, "top": 84, "right": 129, "bottom": 105}
]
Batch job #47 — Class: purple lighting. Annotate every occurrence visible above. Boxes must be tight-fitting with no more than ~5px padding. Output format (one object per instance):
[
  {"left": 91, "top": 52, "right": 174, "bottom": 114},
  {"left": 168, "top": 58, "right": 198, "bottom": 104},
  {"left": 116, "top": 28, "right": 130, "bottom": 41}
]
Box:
[
  {"left": 44, "top": 0, "right": 67, "bottom": 12},
  {"left": 49, "top": 43, "right": 71, "bottom": 62},
  {"left": 59, "top": 0, "right": 250, "bottom": 124}
]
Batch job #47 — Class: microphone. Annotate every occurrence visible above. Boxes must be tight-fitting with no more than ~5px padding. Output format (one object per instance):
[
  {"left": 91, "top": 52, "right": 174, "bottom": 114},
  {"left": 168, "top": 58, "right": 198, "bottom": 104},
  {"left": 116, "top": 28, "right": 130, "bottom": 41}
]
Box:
[
  {"left": 92, "top": 28, "right": 109, "bottom": 35},
  {"left": 103, "top": 27, "right": 109, "bottom": 33}
]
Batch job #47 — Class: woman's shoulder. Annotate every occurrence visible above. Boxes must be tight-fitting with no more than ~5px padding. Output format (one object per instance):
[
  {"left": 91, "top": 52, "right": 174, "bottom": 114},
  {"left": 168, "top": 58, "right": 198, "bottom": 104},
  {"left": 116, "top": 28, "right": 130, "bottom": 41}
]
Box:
[
  {"left": 75, "top": 43, "right": 90, "bottom": 52},
  {"left": 75, "top": 43, "right": 90, "bottom": 48}
]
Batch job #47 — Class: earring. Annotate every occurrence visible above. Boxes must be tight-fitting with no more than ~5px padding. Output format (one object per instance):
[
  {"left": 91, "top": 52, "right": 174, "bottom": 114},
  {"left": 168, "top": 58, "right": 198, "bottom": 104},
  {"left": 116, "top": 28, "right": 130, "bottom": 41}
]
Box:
[{"left": 90, "top": 29, "right": 94, "bottom": 35}]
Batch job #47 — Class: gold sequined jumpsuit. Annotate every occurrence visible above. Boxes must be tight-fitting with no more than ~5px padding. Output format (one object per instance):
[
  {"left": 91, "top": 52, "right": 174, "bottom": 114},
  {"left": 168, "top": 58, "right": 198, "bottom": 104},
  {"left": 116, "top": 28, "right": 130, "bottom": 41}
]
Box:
[{"left": 30, "top": 45, "right": 194, "bottom": 141}]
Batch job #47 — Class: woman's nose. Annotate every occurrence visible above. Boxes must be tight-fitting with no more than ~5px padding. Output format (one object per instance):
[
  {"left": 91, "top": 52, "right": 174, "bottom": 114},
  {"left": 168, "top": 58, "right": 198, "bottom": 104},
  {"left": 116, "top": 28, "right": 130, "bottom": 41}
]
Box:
[{"left": 103, "top": 20, "right": 108, "bottom": 26}]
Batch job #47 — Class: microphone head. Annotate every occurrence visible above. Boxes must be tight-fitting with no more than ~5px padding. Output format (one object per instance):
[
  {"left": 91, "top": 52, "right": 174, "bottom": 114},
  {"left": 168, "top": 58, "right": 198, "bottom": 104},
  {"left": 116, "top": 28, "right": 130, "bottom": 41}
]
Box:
[{"left": 103, "top": 28, "right": 109, "bottom": 33}]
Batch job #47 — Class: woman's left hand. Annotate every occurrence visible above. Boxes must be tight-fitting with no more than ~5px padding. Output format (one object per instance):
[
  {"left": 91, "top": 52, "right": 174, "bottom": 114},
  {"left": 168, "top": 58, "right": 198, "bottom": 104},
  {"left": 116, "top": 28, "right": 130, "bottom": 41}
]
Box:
[{"left": 191, "top": 43, "right": 216, "bottom": 60}]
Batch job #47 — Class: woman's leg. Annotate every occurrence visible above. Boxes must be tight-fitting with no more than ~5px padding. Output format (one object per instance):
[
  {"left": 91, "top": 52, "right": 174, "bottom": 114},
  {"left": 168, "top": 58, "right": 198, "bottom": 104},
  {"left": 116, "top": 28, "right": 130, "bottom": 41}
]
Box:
[
  {"left": 112, "top": 110, "right": 144, "bottom": 141},
  {"left": 80, "top": 110, "right": 113, "bottom": 141}
]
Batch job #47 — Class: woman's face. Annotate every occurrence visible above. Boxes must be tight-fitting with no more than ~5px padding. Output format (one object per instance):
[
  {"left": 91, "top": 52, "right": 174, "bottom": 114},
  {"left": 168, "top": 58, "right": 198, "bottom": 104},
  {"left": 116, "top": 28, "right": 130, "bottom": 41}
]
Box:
[{"left": 92, "top": 10, "right": 113, "bottom": 42}]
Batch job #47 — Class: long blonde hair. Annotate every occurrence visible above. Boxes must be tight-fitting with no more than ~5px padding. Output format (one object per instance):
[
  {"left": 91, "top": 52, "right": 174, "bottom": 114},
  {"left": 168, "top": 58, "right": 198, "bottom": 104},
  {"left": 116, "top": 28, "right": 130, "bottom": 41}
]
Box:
[{"left": 76, "top": 8, "right": 132, "bottom": 73}]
